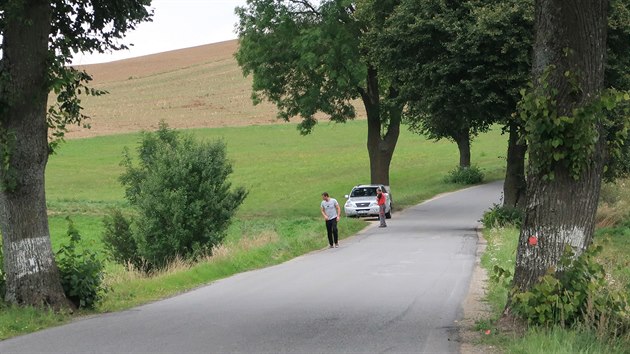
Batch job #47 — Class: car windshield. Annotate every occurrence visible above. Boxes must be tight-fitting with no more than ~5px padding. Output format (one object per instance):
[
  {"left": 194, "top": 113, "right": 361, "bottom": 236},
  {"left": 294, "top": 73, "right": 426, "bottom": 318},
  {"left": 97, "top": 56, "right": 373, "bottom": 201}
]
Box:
[{"left": 350, "top": 187, "right": 378, "bottom": 198}]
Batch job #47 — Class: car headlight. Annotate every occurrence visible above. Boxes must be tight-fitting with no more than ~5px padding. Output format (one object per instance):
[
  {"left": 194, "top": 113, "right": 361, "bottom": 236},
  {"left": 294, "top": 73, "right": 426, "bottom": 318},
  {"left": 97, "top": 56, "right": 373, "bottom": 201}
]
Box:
[
  {"left": 370, "top": 202, "right": 377, "bottom": 207},
  {"left": 345, "top": 202, "right": 353, "bottom": 207}
]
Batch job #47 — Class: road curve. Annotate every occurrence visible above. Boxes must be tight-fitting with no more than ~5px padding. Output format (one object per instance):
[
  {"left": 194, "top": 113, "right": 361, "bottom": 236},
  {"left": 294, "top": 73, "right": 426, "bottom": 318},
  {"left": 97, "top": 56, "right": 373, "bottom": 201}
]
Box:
[{"left": 0, "top": 181, "right": 502, "bottom": 354}]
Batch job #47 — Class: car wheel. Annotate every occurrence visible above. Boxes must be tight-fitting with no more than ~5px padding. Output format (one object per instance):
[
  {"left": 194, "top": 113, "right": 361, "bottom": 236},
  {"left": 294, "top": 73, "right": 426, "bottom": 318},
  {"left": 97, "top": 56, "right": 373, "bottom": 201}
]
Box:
[{"left": 385, "top": 211, "right": 391, "bottom": 219}]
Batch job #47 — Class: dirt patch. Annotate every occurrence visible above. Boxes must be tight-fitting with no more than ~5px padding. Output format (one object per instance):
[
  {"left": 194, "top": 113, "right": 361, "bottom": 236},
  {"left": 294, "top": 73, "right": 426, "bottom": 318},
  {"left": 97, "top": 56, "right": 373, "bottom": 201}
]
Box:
[
  {"left": 66, "top": 40, "right": 366, "bottom": 140},
  {"left": 458, "top": 229, "right": 503, "bottom": 354},
  {"left": 75, "top": 40, "right": 241, "bottom": 85}
]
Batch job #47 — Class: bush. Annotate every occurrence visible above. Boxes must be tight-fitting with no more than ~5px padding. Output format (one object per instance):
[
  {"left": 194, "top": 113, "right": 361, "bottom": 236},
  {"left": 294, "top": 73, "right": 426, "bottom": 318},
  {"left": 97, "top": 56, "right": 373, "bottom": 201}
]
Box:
[
  {"left": 102, "top": 209, "right": 143, "bottom": 271},
  {"left": 482, "top": 203, "right": 523, "bottom": 228},
  {"left": 56, "top": 218, "right": 108, "bottom": 309},
  {"left": 107, "top": 122, "right": 247, "bottom": 271},
  {"left": 443, "top": 165, "right": 484, "bottom": 184},
  {"left": 510, "top": 245, "right": 629, "bottom": 336}
]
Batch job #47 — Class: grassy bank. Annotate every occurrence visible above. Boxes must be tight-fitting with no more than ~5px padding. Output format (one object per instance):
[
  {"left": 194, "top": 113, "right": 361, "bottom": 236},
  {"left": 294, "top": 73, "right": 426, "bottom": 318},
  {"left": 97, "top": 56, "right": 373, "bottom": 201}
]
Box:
[
  {"left": 478, "top": 179, "right": 630, "bottom": 353},
  {"left": 1, "top": 121, "right": 508, "bottom": 339}
]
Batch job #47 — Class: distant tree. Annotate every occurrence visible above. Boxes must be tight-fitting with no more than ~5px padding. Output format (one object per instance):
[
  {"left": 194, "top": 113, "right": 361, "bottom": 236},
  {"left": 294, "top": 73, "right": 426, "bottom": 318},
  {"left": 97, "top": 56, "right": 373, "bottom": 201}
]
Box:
[
  {"left": 603, "top": 0, "right": 630, "bottom": 181},
  {"left": 235, "top": 0, "right": 403, "bottom": 185},
  {"left": 377, "top": 0, "right": 630, "bottom": 208},
  {"left": 0, "top": 0, "right": 152, "bottom": 308},
  {"left": 374, "top": 0, "right": 532, "bottom": 171}
]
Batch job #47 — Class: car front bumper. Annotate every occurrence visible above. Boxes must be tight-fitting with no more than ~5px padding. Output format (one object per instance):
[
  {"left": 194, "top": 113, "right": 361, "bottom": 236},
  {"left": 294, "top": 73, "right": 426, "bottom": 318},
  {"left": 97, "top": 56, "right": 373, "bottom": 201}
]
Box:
[{"left": 344, "top": 206, "right": 381, "bottom": 217}]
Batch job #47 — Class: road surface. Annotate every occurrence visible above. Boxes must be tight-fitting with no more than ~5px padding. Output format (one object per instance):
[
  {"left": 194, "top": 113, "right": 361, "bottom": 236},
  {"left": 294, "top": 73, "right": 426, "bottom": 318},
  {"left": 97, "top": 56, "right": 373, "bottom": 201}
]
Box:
[{"left": 0, "top": 181, "right": 502, "bottom": 354}]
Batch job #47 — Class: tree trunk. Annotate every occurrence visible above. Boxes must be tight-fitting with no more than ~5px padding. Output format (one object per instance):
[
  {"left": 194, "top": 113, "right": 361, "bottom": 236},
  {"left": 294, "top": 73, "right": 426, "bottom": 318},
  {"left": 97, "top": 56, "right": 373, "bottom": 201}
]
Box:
[
  {"left": 511, "top": 0, "right": 608, "bottom": 293},
  {"left": 0, "top": 1, "right": 70, "bottom": 308},
  {"left": 452, "top": 128, "right": 471, "bottom": 168},
  {"left": 503, "top": 122, "right": 527, "bottom": 209},
  {"left": 360, "top": 66, "right": 402, "bottom": 186},
  {"left": 444, "top": 127, "right": 472, "bottom": 168}
]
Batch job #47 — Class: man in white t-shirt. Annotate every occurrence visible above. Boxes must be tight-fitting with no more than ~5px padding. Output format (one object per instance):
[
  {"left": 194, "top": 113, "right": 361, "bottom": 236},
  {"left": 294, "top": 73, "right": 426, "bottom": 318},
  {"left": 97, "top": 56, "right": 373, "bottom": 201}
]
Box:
[{"left": 321, "top": 192, "right": 341, "bottom": 248}]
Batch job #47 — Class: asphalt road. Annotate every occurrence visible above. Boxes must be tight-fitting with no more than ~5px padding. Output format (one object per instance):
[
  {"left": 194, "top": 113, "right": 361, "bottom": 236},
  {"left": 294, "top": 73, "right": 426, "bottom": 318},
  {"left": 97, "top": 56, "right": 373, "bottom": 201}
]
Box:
[{"left": 0, "top": 181, "right": 502, "bottom": 354}]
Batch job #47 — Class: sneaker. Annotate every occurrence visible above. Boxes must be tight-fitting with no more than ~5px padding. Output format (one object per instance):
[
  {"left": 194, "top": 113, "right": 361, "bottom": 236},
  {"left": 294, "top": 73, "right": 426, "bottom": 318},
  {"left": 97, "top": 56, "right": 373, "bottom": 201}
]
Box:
[
  {"left": 329, "top": 245, "right": 334, "bottom": 248},
  {"left": 334, "top": 243, "right": 339, "bottom": 248},
  {"left": 379, "top": 225, "right": 387, "bottom": 228}
]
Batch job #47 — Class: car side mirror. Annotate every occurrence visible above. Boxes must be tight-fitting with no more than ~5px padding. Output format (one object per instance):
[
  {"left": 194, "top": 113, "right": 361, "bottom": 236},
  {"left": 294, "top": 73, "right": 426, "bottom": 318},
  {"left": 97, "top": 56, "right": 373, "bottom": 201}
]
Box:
[{"left": 344, "top": 195, "right": 349, "bottom": 199}]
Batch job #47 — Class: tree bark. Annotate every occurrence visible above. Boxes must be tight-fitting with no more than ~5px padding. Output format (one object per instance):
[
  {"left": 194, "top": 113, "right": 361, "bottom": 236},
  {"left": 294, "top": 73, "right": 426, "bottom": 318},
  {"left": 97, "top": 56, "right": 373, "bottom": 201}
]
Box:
[
  {"left": 503, "top": 122, "right": 527, "bottom": 208},
  {"left": 452, "top": 128, "right": 471, "bottom": 168},
  {"left": 360, "top": 66, "right": 402, "bottom": 186},
  {"left": 511, "top": 0, "right": 608, "bottom": 293},
  {"left": 0, "top": 0, "right": 70, "bottom": 308}
]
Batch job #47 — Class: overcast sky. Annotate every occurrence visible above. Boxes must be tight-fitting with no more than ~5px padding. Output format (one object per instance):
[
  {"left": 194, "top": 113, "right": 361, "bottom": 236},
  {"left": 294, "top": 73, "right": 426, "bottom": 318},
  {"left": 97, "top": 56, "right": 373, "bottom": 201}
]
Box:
[{"left": 72, "top": 0, "right": 247, "bottom": 65}]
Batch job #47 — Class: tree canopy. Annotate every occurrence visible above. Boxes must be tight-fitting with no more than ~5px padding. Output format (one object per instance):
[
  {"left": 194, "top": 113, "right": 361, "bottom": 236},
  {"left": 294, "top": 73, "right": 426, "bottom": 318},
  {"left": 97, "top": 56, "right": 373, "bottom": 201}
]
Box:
[
  {"left": 236, "top": 0, "right": 403, "bottom": 185},
  {"left": 373, "top": 0, "right": 533, "bottom": 167}
]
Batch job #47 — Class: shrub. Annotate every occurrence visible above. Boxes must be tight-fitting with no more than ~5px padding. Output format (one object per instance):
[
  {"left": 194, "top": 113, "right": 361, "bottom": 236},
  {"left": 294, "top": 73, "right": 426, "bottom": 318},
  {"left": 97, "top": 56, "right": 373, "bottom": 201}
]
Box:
[
  {"left": 443, "top": 165, "right": 484, "bottom": 184},
  {"left": 56, "top": 218, "right": 108, "bottom": 309},
  {"left": 482, "top": 203, "right": 523, "bottom": 228},
  {"left": 102, "top": 209, "right": 143, "bottom": 271},
  {"left": 510, "top": 245, "right": 629, "bottom": 336},
  {"left": 108, "top": 122, "right": 247, "bottom": 270}
]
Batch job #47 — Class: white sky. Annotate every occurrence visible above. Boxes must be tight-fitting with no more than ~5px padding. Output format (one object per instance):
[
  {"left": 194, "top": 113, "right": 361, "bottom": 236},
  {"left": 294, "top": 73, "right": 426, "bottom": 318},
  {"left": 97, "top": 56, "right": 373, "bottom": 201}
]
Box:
[{"left": 71, "top": 0, "right": 247, "bottom": 65}]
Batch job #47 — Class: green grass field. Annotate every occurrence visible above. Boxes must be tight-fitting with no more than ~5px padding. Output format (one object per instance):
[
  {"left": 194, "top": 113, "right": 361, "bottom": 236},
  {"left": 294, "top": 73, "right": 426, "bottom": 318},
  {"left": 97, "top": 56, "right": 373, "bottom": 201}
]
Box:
[
  {"left": 2, "top": 120, "right": 508, "bottom": 339},
  {"left": 45, "top": 120, "right": 507, "bottom": 242}
]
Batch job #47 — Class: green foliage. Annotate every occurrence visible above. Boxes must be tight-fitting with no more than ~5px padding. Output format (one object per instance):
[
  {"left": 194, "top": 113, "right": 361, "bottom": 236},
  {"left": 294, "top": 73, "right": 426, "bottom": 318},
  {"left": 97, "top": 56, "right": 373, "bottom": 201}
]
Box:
[
  {"left": 235, "top": 0, "right": 402, "bottom": 135},
  {"left": 44, "top": 0, "right": 152, "bottom": 145},
  {"left": 56, "top": 218, "right": 108, "bottom": 309},
  {"left": 111, "top": 123, "right": 248, "bottom": 270},
  {"left": 482, "top": 203, "right": 523, "bottom": 228},
  {"left": 236, "top": 0, "right": 362, "bottom": 134},
  {"left": 102, "top": 209, "right": 142, "bottom": 271},
  {"left": 519, "top": 70, "right": 630, "bottom": 180},
  {"left": 46, "top": 67, "right": 106, "bottom": 152},
  {"left": 443, "top": 165, "right": 484, "bottom": 185},
  {"left": 511, "top": 246, "right": 629, "bottom": 335},
  {"left": 0, "top": 0, "right": 153, "bottom": 184},
  {"left": 374, "top": 0, "right": 533, "bottom": 145}
]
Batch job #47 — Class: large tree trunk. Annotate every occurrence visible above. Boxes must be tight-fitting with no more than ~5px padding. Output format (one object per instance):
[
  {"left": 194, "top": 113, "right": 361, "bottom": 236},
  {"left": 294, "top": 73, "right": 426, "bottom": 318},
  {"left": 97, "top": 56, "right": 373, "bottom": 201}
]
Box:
[
  {"left": 361, "top": 66, "right": 402, "bottom": 186},
  {"left": 0, "top": 1, "right": 70, "bottom": 308},
  {"left": 453, "top": 130, "right": 471, "bottom": 168},
  {"left": 511, "top": 0, "right": 608, "bottom": 293},
  {"left": 503, "top": 122, "right": 527, "bottom": 208}
]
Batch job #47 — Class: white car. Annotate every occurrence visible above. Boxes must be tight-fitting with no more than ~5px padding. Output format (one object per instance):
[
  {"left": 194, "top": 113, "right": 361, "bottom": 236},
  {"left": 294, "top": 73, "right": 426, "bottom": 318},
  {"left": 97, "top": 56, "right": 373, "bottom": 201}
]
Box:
[{"left": 343, "top": 184, "right": 392, "bottom": 219}]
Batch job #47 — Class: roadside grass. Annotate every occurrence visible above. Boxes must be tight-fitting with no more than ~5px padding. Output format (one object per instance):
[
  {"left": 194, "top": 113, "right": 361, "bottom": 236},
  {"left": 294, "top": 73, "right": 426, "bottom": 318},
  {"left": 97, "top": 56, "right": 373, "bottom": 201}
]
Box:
[
  {"left": 1, "top": 121, "right": 508, "bottom": 339},
  {"left": 98, "top": 217, "right": 365, "bottom": 312},
  {"left": 0, "top": 305, "right": 68, "bottom": 340},
  {"left": 508, "top": 326, "right": 630, "bottom": 354},
  {"left": 478, "top": 179, "right": 630, "bottom": 353}
]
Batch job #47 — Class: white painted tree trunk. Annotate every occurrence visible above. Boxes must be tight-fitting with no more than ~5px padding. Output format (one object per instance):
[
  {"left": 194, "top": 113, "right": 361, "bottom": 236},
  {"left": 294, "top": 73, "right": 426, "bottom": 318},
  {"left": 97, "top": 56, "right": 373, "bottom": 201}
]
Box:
[
  {"left": 511, "top": 0, "right": 608, "bottom": 292},
  {"left": 0, "top": 0, "right": 69, "bottom": 308}
]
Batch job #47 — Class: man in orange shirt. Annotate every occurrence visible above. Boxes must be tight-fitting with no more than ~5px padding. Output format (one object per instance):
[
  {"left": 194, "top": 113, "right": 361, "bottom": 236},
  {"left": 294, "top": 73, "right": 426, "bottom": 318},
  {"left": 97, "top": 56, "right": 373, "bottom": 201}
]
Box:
[{"left": 376, "top": 188, "right": 387, "bottom": 228}]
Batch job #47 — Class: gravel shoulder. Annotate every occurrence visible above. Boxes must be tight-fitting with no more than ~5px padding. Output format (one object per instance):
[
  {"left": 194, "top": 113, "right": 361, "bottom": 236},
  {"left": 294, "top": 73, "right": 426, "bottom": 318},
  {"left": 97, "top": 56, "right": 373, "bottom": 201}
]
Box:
[{"left": 459, "top": 229, "right": 503, "bottom": 354}]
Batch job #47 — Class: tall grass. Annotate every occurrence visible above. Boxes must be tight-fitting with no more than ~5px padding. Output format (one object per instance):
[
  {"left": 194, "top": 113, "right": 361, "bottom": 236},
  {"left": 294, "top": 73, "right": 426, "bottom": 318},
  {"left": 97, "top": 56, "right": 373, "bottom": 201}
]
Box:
[{"left": 510, "top": 326, "right": 630, "bottom": 354}]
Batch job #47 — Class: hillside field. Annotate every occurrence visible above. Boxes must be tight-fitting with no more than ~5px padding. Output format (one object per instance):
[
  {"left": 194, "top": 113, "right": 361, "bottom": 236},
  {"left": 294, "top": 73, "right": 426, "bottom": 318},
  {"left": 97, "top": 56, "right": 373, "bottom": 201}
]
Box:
[{"left": 68, "top": 40, "right": 365, "bottom": 138}]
